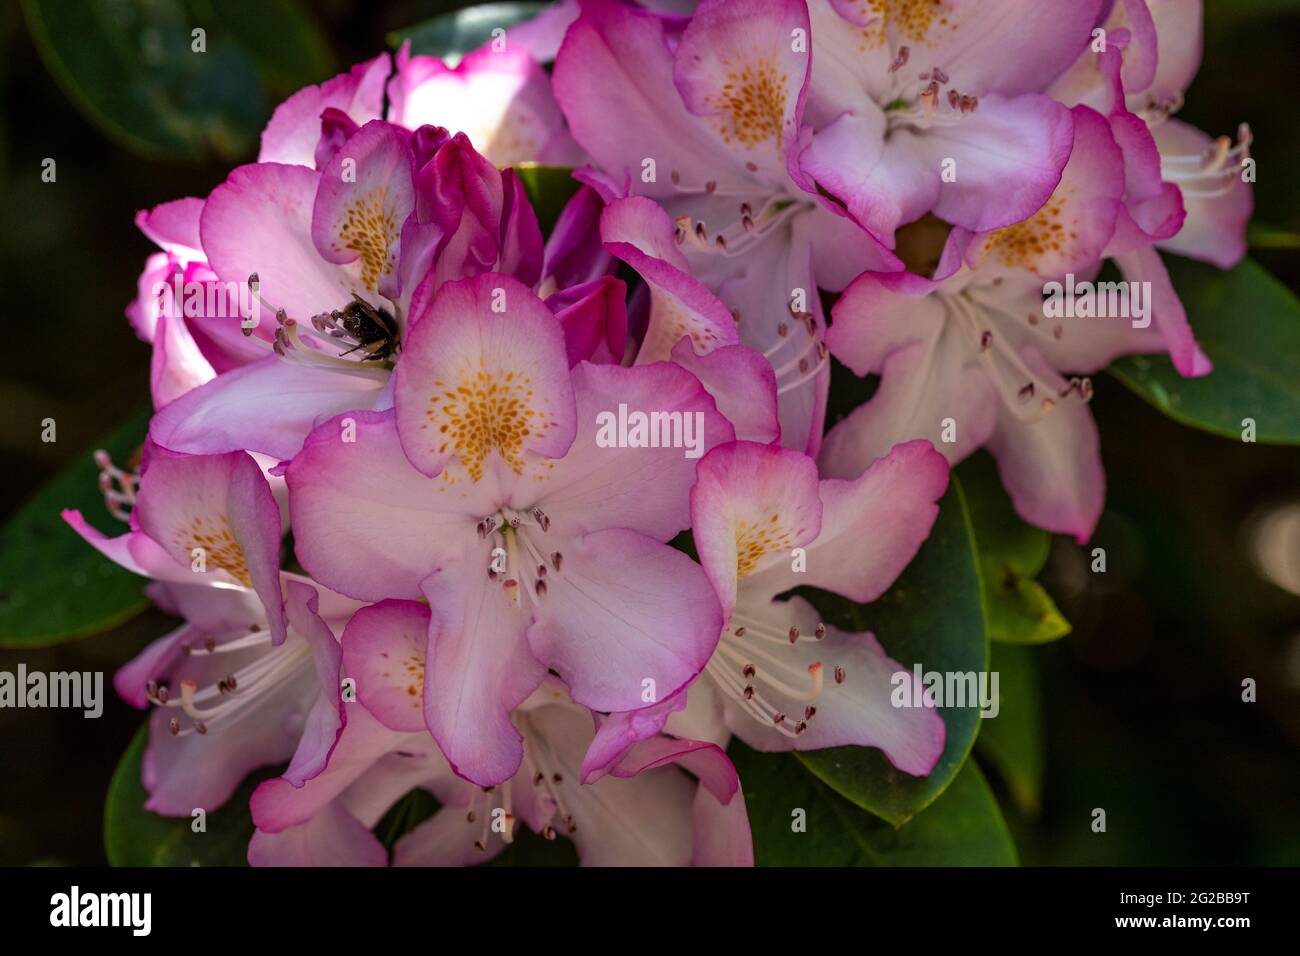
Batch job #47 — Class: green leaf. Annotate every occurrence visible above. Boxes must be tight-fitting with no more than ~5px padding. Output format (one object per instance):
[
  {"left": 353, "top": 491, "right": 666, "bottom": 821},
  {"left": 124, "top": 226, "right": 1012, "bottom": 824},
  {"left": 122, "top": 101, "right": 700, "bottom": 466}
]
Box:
[
  {"left": 792, "top": 479, "right": 988, "bottom": 826},
  {"left": 0, "top": 411, "right": 152, "bottom": 647},
  {"left": 105, "top": 723, "right": 273, "bottom": 866},
  {"left": 1247, "top": 222, "right": 1300, "bottom": 250},
  {"left": 389, "top": 2, "right": 548, "bottom": 64},
  {"left": 209, "top": 0, "right": 335, "bottom": 95},
  {"left": 23, "top": 0, "right": 268, "bottom": 162},
  {"left": 513, "top": 164, "right": 579, "bottom": 238},
  {"left": 1110, "top": 256, "right": 1300, "bottom": 444},
  {"left": 732, "top": 742, "right": 1016, "bottom": 866},
  {"left": 957, "top": 452, "right": 1070, "bottom": 645},
  {"left": 975, "top": 642, "right": 1044, "bottom": 816}
]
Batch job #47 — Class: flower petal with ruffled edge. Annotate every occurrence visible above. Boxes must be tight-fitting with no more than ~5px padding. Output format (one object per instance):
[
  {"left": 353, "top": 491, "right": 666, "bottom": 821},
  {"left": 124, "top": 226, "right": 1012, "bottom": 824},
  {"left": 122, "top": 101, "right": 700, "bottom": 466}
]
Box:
[
  {"left": 258, "top": 53, "right": 389, "bottom": 168},
  {"left": 390, "top": 42, "right": 583, "bottom": 166},
  {"left": 312, "top": 121, "right": 415, "bottom": 300},
  {"left": 132, "top": 446, "right": 287, "bottom": 645}
]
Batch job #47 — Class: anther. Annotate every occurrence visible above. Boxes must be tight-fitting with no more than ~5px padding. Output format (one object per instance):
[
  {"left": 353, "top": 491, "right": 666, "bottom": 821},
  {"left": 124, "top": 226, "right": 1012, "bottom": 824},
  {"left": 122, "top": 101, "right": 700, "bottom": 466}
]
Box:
[
  {"left": 532, "top": 508, "right": 550, "bottom": 532},
  {"left": 980, "top": 330, "right": 993, "bottom": 352},
  {"left": 734, "top": 626, "right": 746, "bottom": 637},
  {"left": 742, "top": 664, "right": 756, "bottom": 679},
  {"left": 788, "top": 626, "right": 800, "bottom": 643},
  {"left": 168, "top": 717, "right": 180, "bottom": 736},
  {"left": 814, "top": 623, "right": 826, "bottom": 640},
  {"left": 535, "top": 579, "right": 547, "bottom": 597},
  {"left": 834, "top": 666, "right": 846, "bottom": 684},
  {"left": 1018, "top": 382, "right": 1035, "bottom": 402}
]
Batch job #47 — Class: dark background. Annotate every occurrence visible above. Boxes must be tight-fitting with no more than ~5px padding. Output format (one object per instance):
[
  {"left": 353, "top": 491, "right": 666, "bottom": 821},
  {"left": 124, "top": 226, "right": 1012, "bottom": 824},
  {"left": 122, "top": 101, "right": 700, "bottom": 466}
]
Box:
[{"left": 1, "top": 0, "right": 1298, "bottom": 865}]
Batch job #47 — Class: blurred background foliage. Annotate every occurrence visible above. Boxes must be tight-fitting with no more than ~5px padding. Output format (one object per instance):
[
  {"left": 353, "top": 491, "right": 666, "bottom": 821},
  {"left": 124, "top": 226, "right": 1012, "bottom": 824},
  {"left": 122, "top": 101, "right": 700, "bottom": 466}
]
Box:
[{"left": 0, "top": 0, "right": 1298, "bottom": 865}]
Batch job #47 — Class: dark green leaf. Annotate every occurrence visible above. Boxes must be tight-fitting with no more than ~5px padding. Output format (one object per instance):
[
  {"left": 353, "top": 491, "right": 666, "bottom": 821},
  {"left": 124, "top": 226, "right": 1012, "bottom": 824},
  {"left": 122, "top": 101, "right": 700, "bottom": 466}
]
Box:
[
  {"left": 23, "top": 0, "right": 267, "bottom": 162},
  {"left": 957, "top": 452, "right": 1070, "bottom": 645},
  {"left": 792, "top": 480, "right": 988, "bottom": 826},
  {"left": 389, "top": 2, "right": 548, "bottom": 63},
  {"left": 105, "top": 723, "right": 273, "bottom": 866},
  {"left": 732, "top": 742, "right": 1016, "bottom": 865},
  {"left": 209, "top": 0, "right": 335, "bottom": 94},
  {"left": 0, "top": 411, "right": 151, "bottom": 647},
  {"left": 975, "top": 642, "right": 1044, "bottom": 816},
  {"left": 513, "top": 164, "right": 579, "bottom": 238},
  {"left": 1110, "top": 256, "right": 1300, "bottom": 444}
]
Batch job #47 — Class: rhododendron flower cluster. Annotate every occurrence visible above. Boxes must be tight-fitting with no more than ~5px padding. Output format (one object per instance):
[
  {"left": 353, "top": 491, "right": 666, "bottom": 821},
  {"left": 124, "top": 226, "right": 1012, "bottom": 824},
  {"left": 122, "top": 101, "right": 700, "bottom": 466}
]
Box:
[{"left": 68, "top": 0, "right": 1250, "bottom": 865}]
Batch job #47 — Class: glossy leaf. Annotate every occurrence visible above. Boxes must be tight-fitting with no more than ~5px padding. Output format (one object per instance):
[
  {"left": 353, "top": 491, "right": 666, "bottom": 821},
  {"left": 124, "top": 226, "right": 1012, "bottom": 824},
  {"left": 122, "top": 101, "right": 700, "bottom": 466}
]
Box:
[
  {"left": 975, "top": 642, "right": 1045, "bottom": 816},
  {"left": 958, "top": 452, "right": 1070, "bottom": 645},
  {"left": 104, "top": 723, "right": 271, "bottom": 866},
  {"left": 1110, "top": 257, "right": 1300, "bottom": 444},
  {"left": 793, "top": 480, "right": 988, "bottom": 826},
  {"left": 0, "top": 411, "right": 151, "bottom": 647},
  {"left": 389, "top": 2, "right": 548, "bottom": 64},
  {"left": 732, "top": 742, "right": 1017, "bottom": 866}
]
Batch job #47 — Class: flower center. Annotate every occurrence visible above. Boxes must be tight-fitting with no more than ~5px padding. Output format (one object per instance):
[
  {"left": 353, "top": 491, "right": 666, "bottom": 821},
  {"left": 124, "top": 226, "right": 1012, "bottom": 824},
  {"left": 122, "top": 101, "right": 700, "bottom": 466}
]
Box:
[
  {"left": 333, "top": 188, "right": 398, "bottom": 292},
  {"left": 478, "top": 509, "right": 560, "bottom": 612},
  {"left": 706, "top": 612, "right": 830, "bottom": 738},
  {"left": 707, "top": 57, "right": 789, "bottom": 149},
  {"left": 946, "top": 289, "right": 1093, "bottom": 423},
  {"left": 177, "top": 514, "right": 252, "bottom": 587},
  {"left": 464, "top": 713, "right": 580, "bottom": 852},
  {"left": 145, "top": 623, "right": 309, "bottom": 737},
  {"left": 427, "top": 366, "right": 547, "bottom": 483},
  {"left": 1160, "top": 124, "right": 1253, "bottom": 200}
]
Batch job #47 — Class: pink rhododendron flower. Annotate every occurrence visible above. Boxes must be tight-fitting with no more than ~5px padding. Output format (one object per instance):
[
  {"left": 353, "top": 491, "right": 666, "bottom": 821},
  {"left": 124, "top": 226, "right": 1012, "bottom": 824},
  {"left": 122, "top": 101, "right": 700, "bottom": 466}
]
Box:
[
  {"left": 579, "top": 437, "right": 949, "bottom": 776},
  {"left": 286, "top": 273, "right": 732, "bottom": 785},
  {"left": 823, "top": 95, "right": 1210, "bottom": 539},
  {"left": 249, "top": 602, "right": 750, "bottom": 866},
  {"left": 554, "top": 0, "right": 896, "bottom": 454},
  {"left": 148, "top": 124, "right": 543, "bottom": 461},
  {"left": 63, "top": 448, "right": 365, "bottom": 814},
  {"left": 798, "top": 0, "right": 1095, "bottom": 246},
  {"left": 389, "top": 43, "right": 584, "bottom": 167}
]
